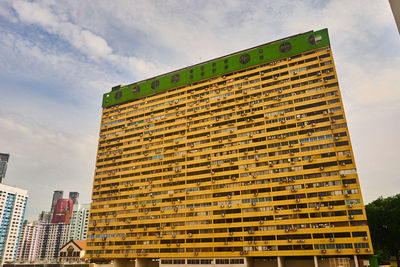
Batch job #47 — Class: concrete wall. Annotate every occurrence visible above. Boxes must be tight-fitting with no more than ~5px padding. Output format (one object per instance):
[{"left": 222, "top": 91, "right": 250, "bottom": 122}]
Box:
[
  {"left": 114, "top": 259, "right": 135, "bottom": 267},
  {"left": 252, "top": 259, "right": 278, "bottom": 267},
  {"left": 137, "top": 258, "right": 159, "bottom": 267}
]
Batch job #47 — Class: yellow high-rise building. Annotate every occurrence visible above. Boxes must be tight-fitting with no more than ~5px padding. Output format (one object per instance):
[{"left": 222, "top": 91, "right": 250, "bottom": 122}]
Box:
[{"left": 86, "top": 29, "right": 373, "bottom": 267}]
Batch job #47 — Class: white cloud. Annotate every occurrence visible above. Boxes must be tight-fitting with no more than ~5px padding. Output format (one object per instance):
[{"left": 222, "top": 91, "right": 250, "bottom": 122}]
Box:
[
  {"left": 80, "top": 29, "right": 113, "bottom": 56},
  {"left": 0, "top": 2, "right": 16, "bottom": 22},
  {"left": 338, "top": 59, "right": 400, "bottom": 106},
  {"left": 0, "top": 111, "right": 97, "bottom": 220},
  {"left": 12, "top": 0, "right": 112, "bottom": 59},
  {"left": 10, "top": 0, "right": 168, "bottom": 80}
]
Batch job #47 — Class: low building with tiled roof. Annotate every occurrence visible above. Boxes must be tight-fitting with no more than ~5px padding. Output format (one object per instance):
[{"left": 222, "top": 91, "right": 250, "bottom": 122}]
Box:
[{"left": 58, "top": 240, "right": 86, "bottom": 263}]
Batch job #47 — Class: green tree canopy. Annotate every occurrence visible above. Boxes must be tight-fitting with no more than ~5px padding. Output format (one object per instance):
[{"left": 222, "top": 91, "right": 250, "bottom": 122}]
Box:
[{"left": 366, "top": 194, "right": 400, "bottom": 265}]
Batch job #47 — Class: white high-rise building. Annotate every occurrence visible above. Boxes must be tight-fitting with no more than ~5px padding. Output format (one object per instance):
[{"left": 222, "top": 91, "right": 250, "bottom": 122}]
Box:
[
  {"left": 0, "top": 184, "right": 28, "bottom": 264},
  {"left": 16, "top": 221, "right": 42, "bottom": 262},
  {"left": 37, "top": 223, "right": 70, "bottom": 261},
  {"left": 68, "top": 204, "right": 90, "bottom": 240}
]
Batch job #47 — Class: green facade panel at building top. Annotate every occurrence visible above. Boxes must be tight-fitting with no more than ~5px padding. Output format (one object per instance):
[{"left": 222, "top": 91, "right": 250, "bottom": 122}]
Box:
[{"left": 102, "top": 29, "right": 330, "bottom": 108}]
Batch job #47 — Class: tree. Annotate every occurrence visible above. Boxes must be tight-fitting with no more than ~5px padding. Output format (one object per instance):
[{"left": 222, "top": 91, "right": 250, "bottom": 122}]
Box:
[{"left": 365, "top": 194, "right": 400, "bottom": 266}]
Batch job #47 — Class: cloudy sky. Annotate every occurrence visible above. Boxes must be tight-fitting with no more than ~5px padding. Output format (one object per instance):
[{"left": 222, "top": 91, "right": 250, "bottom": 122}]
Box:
[{"left": 0, "top": 0, "right": 399, "bottom": 221}]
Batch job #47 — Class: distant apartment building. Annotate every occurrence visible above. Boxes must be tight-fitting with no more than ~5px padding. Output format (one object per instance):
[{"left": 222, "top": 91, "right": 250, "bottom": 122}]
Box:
[
  {"left": 37, "top": 223, "right": 70, "bottom": 261},
  {"left": 15, "top": 221, "right": 42, "bottom": 262},
  {"left": 38, "top": 211, "right": 52, "bottom": 224},
  {"left": 14, "top": 191, "right": 86, "bottom": 263},
  {"left": 0, "top": 184, "right": 28, "bottom": 264},
  {"left": 69, "top": 192, "right": 80, "bottom": 205},
  {"left": 69, "top": 204, "right": 90, "bottom": 240},
  {"left": 17, "top": 208, "right": 89, "bottom": 263},
  {"left": 0, "top": 153, "right": 10, "bottom": 183},
  {"left": 50, "top": 190, "right": 63, "bottom": 214},
  {"left": 51, "top": 199, "right": 73, "bottom": 224}
]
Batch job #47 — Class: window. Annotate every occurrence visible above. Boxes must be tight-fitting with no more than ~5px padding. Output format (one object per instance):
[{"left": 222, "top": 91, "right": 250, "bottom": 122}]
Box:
[{"left": 216, "top": 259, "right": 230, "bottom": 264}]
